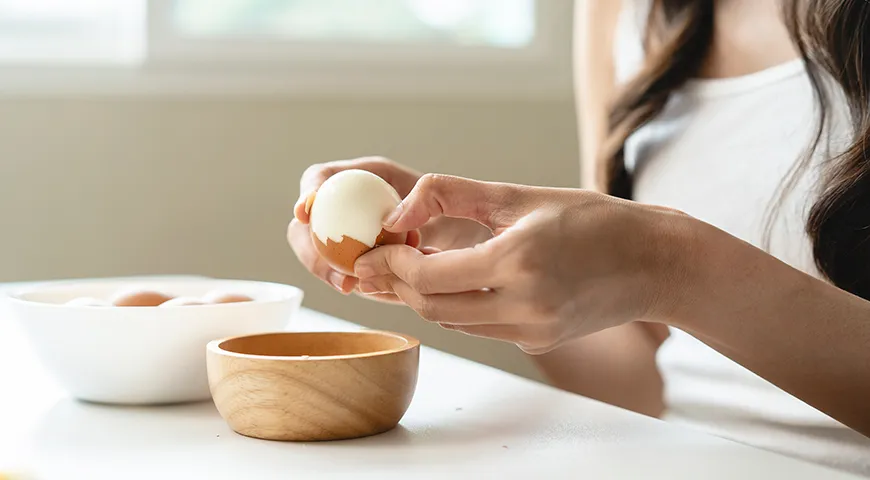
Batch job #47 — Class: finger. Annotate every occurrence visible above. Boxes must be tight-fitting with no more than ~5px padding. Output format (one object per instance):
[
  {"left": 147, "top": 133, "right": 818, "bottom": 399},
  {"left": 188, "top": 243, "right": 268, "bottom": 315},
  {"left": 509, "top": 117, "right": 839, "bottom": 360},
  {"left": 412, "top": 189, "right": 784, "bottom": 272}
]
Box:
[
  {"left": 355, "top": 243, "right": 500, "bottom": 294},
  {"left": 405, "top": 229, "right": 422, "bottom": 249},
  {"left": 441, "top": 324, "right": 559, "bottom": 354},
  {"left": 287, "top": 219, "right": 357, "bottom": 294},
  {"left": 441, "top": 324, "right": 524, "bottom": 343},
  {"left": 358, "top": 275, "right": 395, "bottom": 295},
  {"left": 389, "top": 278, "right": 507, "bottom": 325},
  {"left": 294, "top": 190, "right": 317, "bottom": 223},
  {"left": 356, "top": 245, "right": 437, "bottom": 294},
  {"left": 382, "top": 174, "right": 525, "bottom": 234},
  {"left": 353, "top": 290, "right": 403, "bottom": 304}
]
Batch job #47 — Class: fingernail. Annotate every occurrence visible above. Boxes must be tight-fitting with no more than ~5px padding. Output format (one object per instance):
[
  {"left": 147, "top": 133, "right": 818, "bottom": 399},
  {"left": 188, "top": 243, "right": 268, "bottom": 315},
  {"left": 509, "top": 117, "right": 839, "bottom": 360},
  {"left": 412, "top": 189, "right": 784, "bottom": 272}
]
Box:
[
  {"left": 304, "top": 191, "right": 316, "bottom": 215},
  {"left": 383, "top": 203, "right": 403, "bottom": 228},
  {"left": 328, "top": 271, "right": 347, "bottom": 292}
]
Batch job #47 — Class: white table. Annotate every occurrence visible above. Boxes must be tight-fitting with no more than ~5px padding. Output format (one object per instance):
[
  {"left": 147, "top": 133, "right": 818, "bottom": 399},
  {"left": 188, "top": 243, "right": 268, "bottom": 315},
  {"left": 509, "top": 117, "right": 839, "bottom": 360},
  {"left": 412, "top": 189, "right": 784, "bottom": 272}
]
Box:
[{"left": 0, "top": 280, "right": 859, "bottom": 480}]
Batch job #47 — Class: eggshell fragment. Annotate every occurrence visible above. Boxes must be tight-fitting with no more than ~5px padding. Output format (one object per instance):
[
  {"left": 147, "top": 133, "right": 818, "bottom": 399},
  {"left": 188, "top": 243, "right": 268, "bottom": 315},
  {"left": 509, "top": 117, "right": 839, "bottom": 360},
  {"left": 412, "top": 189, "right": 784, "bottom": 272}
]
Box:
[
  {"left": 310, "top": 227, "right": 405, "bottom": 276},
  {"left": 112, "top": 290, "right": 174, "bottom": 307}
]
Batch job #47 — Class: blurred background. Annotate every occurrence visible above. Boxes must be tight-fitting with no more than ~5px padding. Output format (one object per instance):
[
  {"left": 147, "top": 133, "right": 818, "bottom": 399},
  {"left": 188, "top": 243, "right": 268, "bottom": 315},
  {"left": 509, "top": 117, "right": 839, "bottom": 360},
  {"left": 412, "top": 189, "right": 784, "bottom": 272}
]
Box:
[{"left": 0, "top": 0, "right": 578, "bottom": 381}]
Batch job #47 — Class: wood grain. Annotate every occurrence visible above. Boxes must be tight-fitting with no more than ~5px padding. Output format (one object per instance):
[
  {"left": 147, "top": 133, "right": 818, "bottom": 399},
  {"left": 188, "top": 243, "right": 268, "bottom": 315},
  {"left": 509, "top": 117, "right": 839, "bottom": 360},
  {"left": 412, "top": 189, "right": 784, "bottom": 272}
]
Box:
[{"left": 207, "top": 331, "right": 419, "bottom": 442}]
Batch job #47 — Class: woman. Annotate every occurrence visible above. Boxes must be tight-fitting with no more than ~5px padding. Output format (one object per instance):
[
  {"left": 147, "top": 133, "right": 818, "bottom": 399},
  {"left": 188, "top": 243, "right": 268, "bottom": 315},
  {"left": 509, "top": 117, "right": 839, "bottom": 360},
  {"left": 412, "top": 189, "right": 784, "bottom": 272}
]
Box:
[{"left": 288, "top": 0, "right": 870, "bottom": 475}]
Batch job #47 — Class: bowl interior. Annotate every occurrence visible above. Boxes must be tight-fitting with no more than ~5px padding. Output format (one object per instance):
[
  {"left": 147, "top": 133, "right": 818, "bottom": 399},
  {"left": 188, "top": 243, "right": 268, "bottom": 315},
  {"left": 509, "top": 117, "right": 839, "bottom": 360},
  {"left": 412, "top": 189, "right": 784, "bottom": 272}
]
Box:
[
  {"left": 9, "top": 279, "right": 302, "bottom": 306},
  {"left": 217, "top": 332, "right": 414, "bottom": 359}
]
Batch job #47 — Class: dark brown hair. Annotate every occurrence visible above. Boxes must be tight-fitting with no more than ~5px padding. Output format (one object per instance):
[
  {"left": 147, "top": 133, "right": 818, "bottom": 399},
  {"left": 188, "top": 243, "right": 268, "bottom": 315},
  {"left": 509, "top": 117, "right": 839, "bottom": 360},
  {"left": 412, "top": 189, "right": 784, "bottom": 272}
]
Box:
[{"left": 601, "top": 0, "right": 870, "bottom": 299}]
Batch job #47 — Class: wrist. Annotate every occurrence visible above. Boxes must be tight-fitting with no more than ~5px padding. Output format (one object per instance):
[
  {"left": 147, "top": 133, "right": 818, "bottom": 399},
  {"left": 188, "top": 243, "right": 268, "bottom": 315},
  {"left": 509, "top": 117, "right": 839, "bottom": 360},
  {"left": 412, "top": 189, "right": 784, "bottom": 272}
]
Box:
[
  {"left": 643, "top": 209, "right": 761, "bottom": 329},
  {"left": 654, "top": 215, "right": 811, "bottom": 333},
  {"left": 642, "top": 210, "right": 706, "bottom": 326}
]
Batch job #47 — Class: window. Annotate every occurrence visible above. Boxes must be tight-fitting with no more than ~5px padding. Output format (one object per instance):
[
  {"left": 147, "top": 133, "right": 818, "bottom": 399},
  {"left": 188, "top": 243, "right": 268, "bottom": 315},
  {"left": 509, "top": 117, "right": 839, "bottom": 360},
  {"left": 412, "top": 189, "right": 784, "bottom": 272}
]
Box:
[
  {"left": 0, "top": 0, "right": 143, "bottom": 64},
  {"left": 0, "top": 0, "right": 572, "bottom": 98},
  {"left": 170, "top": 0, "right": 535, "bottom": 48}
]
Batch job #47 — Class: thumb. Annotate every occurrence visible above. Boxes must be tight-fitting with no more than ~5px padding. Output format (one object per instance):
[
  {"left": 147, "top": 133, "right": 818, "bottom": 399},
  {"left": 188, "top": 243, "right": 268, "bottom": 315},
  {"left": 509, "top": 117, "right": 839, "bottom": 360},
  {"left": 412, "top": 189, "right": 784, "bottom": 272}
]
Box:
[{"left": 383, "top": 174, "right": 527, "bottom": 233}]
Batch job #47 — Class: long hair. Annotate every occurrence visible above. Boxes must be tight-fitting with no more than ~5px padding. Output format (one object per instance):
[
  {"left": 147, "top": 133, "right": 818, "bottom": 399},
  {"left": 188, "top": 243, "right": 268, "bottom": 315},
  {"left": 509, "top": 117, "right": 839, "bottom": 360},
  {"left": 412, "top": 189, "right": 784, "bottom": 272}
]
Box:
[{"left": 601, "top": 0, "right": 870, "bottom": 299}]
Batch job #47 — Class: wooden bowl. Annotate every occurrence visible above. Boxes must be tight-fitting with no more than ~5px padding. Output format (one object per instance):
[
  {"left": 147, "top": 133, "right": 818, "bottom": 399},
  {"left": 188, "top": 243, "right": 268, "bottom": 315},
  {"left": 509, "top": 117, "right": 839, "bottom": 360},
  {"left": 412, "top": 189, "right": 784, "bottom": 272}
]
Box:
[{"left": 206, "top": 331, "right": 420, "bottom": 441}]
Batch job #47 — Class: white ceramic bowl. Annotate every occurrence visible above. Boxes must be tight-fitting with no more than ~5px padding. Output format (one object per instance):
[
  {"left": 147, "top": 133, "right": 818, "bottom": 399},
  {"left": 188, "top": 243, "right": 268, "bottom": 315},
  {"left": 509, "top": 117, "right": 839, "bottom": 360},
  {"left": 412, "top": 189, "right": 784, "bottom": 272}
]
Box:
[{"left": 5, "top": 278, "right": 304, "bottom": 405}]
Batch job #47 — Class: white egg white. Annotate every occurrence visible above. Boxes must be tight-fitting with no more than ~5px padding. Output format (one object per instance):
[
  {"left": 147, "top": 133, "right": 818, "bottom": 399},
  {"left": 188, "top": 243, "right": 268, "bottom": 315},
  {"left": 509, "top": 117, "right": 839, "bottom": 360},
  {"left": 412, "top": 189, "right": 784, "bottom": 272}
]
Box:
[{"left": 309, "top": 170, "right": 402, "bottom": 247}]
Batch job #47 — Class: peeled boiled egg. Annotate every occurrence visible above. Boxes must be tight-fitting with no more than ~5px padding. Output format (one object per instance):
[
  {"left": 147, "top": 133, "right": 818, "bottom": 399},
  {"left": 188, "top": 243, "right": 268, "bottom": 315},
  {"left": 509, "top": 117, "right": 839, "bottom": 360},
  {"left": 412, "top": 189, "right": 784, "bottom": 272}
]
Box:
[
  {"left": 111, "top": 289, "right": 174, "bottom": 307},
  {"left": 202, "top": 290, "right": 254, "bottom": 304},
  {"left": 160, "top": 296, "right": 206, "bottom": 307},
  {"left": 64, "top": 296, "right": 111, "bottom": 307},
  {"left": 307, "top": 169, "right": 407, "bottom": 276}
]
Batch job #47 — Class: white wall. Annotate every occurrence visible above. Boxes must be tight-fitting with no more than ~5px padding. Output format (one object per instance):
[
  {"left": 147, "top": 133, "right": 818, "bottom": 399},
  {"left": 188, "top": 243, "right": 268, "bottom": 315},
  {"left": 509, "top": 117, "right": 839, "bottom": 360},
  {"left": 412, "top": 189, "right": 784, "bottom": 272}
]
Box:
[{"left": 0, "top": 95, "right": 578, "bottom": 380}]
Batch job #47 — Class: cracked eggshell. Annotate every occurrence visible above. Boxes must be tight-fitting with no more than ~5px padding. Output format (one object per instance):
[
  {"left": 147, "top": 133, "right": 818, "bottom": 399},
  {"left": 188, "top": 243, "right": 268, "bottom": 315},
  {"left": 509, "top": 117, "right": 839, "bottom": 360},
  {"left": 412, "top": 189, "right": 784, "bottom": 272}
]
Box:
[{"left": 308, "top": 170, "right": 407, "bottom": 276}]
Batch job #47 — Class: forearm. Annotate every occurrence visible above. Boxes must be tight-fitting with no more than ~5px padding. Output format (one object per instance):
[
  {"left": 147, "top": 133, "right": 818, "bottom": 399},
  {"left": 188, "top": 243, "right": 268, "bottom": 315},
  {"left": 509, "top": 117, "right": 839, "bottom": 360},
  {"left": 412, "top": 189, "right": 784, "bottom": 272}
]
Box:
[
  {"left": 670, "top": 221, "right": 870, "bottom": 436},
  {"left": 531, "top": 323, "right": 667, "bottom": 417}
]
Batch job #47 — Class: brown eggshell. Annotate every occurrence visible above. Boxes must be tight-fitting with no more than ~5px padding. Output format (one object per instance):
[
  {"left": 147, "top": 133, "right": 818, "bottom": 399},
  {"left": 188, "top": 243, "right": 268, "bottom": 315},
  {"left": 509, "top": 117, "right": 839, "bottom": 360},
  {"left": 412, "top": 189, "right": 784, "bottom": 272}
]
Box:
[
  {"left": 203, "top": 292, "right": 254, "bottom": 304},
  {"left": 311, "top": 229, "right": 406, "bottom": 276},
  {"left": 112, "top": 290, "right": 174, "bottom": 307}
]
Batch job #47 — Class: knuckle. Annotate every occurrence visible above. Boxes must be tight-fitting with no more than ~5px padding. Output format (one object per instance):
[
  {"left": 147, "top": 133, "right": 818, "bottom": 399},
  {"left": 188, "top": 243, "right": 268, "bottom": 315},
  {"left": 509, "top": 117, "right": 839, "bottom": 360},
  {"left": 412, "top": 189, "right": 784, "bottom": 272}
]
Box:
[
  {"left": 405, "top": 265, "right": 432, "bottom": 294},
  {"left": 479, "top": 183, "right": 512, "bottom": 222},
  {"left": 472, "top": 200, "right": 496, "bottom": 228},
  {"left": 417, "top": 173, "right": 450, "bottom": 193},
  {"left": 300, "top": 163, "right": 333, "bottom": 192},
  {"left": 301, "top": 162, "right": 326, "bottom": 182},
  {"left": 365, "top": 156, "right": 394, "bottom": 167}
]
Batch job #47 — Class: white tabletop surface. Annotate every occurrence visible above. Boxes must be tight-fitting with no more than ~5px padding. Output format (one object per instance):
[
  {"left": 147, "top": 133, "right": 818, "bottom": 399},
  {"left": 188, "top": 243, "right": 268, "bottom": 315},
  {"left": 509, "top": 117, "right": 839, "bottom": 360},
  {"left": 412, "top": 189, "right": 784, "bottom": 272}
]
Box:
[{"left": 0, "top": 278, "right": 859, "bottom": 480}]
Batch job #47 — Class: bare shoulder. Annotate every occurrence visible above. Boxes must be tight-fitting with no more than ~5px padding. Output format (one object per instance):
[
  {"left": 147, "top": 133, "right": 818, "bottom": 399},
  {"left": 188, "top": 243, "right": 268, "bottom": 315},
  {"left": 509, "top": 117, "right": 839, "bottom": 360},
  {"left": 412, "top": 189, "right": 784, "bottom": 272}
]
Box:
[
  {"left": 574, "top": 0, "right": 623, "bottom": 22},
  {"left": 573, "top": 0, "right": 623, "bottom": 67}
]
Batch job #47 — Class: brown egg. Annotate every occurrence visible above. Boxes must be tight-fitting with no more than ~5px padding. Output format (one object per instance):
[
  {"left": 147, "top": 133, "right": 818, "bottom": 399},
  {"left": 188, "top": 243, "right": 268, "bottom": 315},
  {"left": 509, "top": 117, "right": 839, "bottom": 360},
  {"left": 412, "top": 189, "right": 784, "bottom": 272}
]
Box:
[
  {"left": 310, "top": 228, "right": 406, "bottom": 276},
  {"left": 159, "top": 296, "right": 206, "bottom": 307},
  {"left": 203, "top": 291, "right": 254, "bottom": 304},
  {"left": 305, "top": 178, "right": 407, "bottom": 277},
  {"left": 112, "top": 290, "right": 174, "bottom": 307}
]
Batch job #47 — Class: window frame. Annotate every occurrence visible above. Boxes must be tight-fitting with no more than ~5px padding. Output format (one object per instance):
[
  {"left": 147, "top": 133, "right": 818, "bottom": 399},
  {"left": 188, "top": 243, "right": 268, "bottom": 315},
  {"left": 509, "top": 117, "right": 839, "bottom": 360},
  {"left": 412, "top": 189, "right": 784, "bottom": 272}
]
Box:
[
  {"left": 0, "top": 1, "right": 145, "bottom": 65},
  {"left": 0, "top": 0, "right": 573, "bottom": 100}
]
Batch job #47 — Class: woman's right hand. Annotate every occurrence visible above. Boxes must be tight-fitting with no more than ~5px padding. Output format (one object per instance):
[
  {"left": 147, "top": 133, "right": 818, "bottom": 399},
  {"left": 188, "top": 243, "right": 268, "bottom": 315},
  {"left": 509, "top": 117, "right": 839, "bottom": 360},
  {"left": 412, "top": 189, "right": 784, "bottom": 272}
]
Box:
[{"left": 287, "top": 157, "right": 491, "bottom": 302}]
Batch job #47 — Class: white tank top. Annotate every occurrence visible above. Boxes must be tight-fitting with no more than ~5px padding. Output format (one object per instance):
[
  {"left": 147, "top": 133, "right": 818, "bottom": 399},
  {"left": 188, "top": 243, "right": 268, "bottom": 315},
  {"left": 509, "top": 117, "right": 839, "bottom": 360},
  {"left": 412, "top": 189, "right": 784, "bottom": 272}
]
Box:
[{"left": 614, "top": 1, "right": 870, "bottom": 476}]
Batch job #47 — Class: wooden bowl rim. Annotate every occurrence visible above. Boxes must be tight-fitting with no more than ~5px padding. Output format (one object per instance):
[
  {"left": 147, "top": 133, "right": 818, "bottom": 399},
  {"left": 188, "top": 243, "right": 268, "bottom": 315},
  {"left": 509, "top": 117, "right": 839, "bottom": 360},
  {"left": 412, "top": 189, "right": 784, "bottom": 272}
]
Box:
[{"left": 207, "top": 330, "right": 420, "bottom": 361}]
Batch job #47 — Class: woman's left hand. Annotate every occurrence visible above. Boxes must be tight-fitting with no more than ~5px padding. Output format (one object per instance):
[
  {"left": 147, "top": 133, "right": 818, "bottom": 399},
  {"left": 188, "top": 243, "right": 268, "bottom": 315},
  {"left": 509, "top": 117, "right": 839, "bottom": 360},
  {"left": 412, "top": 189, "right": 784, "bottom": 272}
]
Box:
[{"left": 354, "top": 174, "right": 697, "bottom": 354}]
